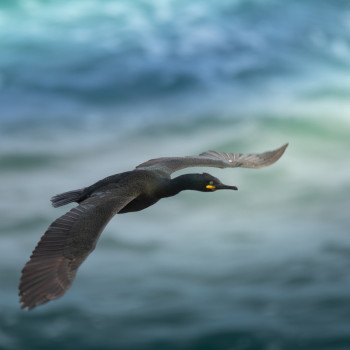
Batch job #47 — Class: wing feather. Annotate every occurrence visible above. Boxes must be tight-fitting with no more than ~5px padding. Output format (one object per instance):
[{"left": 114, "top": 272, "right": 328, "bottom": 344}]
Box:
[
  {"left": 136, "top": 144, "right": 288, "bottom": 175},
  {"left": 19, "top": 192, "right": 137, "bottom": 310}
]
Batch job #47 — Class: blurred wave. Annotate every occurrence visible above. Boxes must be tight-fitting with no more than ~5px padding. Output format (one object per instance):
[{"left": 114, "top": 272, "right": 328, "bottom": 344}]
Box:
[
  {"left": 1, "top": 0, "right": 350, "bottom": 120},
  {"left": 1, "top": 0, "right": 350, "bottom": 350}
]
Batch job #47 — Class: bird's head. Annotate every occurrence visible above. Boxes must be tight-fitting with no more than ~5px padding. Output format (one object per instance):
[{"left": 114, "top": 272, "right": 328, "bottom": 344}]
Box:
[{"left": 190, "top": 173, "right": 238, "bottom": 192}]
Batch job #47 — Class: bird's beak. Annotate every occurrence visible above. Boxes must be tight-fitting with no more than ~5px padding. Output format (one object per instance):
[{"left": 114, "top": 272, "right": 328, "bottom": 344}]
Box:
[
  {"left": 217, "top": 184, "right": 238, "bottom": 190},
  {"left": 206, "top": 184, "right": 238, "bottom": 191}
]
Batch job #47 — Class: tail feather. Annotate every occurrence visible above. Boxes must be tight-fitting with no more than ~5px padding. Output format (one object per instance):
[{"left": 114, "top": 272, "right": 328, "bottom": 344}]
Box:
[{"left": 51, "top": 188, "right": 85, "bottom": 208}]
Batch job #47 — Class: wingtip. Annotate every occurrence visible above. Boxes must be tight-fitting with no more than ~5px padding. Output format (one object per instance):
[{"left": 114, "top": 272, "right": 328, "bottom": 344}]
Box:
[
  {"left": 19, "top": 300, "right": 31, "bottom": 311},
  {"left": 272, "top": 143, "right": 288, "bottom": 152},
  {"left": 256, "top": 143, "right": 288, "bottom": 168},
  {"left": 279, "top": 143, "right": 289, "bottom": 155},
  {"left": 278, "top": 143, "right": 289, "bottom": 155}
]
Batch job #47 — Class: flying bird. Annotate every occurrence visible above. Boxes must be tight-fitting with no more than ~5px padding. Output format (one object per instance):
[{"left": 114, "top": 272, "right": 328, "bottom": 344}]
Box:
[{"left": 19, "top": 143, "right": 288, "bottom": 310}]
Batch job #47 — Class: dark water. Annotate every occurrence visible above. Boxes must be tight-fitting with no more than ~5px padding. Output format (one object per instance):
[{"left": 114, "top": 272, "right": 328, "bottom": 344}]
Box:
[{"left": 1, "top": 0, "right": 350, "bottom": 349}]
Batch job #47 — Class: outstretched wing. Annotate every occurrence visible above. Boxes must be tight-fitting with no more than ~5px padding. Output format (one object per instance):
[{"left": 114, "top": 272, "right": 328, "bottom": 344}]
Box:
[
  {"left": 136, "top": 143, "right": 288, "bottom": 175},
  {"left": 19, "top": 190, "right": 137, "bottom": 310}
]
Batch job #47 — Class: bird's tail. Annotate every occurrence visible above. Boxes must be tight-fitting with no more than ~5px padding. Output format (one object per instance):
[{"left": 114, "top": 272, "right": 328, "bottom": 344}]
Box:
[{"left": 50, "top": 188, "right": 85, "bottom": 208}]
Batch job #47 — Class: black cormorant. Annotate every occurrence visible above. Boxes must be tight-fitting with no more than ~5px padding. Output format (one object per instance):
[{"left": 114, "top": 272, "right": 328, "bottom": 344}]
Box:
[{"left": 19, "top": 144, "right": 288, "bottom": 310}]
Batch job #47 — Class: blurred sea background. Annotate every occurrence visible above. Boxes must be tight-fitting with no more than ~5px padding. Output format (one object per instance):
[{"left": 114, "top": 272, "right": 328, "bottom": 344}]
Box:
[{"left": 1, "top": 0, "right": 350, "bottom": 349}]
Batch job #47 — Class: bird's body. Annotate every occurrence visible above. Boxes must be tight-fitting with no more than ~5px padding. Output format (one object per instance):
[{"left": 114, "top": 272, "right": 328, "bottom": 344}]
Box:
[
  {"left": 118, "top": 170, "right": 166, "bottom": 213},
  {"left": 56, "top": 170, "right": 169, "bottom": 213},
  {"left": 19, "top": 144, "right": 288, "bottom": 310}
]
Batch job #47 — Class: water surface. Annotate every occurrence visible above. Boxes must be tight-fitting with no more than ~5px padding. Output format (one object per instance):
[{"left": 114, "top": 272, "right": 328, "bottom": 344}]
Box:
[{"left": 1, "top": 0, "right": 350, "bottom": 349}]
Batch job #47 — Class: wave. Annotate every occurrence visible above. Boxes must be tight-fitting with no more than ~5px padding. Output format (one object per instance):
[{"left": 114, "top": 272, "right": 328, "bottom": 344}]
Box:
[
  {"left": 1, "top": 2, "right": 350, "bottom": 348},
  {"left": 1, "top": 0, "right": 350, "bottom": 119}
]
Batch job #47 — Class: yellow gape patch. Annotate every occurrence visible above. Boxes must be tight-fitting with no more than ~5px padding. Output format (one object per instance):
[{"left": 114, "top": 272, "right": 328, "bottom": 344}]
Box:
[{"left": 206, "top": 185, "right": 216, "bottom": 190}]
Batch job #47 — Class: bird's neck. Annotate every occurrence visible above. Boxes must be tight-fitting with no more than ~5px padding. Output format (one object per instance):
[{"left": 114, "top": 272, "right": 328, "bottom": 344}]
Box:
[{"left": 163, "top": 174, "right": 197, "bottom": 198}]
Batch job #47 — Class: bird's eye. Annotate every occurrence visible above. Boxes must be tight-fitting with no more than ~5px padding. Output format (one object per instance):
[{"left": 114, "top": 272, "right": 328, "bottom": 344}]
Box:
[{"left": 209, "top": 181, "right": 214, "bottom": 185}]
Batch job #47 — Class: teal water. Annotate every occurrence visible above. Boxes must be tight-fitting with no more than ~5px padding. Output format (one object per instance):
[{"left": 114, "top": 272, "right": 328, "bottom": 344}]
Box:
[{"left": 1, "top": 1, "right": 350, "bottom": 349}]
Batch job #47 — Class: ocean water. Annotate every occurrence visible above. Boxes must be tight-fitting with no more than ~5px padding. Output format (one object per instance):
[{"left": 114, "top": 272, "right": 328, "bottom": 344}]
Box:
[{"left": 1, "top": 0, "right": 350, "bottom": 349}]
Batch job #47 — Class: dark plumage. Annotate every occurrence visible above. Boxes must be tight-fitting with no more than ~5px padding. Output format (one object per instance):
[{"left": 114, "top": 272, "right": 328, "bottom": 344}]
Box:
[{"left": 19, "top": 144, "right": 288, "bottom": 310}]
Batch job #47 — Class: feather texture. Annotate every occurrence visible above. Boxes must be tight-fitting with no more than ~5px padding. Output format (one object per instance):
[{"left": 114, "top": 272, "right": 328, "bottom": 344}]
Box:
[
  {"left": 19, "top": 192, "right": 137, "bottom": 310},
  {"left": 136, "top": 144, "right": 288, "bottom": 175}
]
